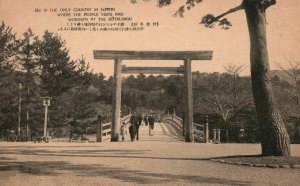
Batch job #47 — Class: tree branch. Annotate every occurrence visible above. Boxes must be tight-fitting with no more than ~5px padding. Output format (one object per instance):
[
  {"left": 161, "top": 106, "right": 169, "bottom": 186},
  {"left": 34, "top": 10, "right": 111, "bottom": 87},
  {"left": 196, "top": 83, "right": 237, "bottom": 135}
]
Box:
[
  {"left": 215, "top": 4, "right": 244, "bottom": 20},
  {"left": 200, "top": 4, "right": 244, "bottom": 28},
  {"left": 262, "top": 0, "right": 276, "bottom": 9}
]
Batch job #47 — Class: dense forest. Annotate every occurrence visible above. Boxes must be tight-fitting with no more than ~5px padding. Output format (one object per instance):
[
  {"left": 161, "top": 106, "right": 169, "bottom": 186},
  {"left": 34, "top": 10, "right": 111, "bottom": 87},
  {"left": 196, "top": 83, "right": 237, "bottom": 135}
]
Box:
[{"left": 1, "top": 22, "right": 299, "bottom": 143}]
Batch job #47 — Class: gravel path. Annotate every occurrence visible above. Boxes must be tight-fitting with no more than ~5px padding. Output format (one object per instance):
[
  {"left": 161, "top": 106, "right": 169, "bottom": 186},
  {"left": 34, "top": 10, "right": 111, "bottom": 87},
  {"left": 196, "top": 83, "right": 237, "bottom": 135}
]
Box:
[{"left": 0, "top": 123, "right": 299, "bottom": 186}]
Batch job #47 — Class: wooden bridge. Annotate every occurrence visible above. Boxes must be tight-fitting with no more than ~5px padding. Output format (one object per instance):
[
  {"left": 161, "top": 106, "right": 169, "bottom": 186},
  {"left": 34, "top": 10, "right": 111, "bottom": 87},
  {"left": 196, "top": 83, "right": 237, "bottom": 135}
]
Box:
[{"left": 95, "top": 113, "right": 210, "bottom": 143}]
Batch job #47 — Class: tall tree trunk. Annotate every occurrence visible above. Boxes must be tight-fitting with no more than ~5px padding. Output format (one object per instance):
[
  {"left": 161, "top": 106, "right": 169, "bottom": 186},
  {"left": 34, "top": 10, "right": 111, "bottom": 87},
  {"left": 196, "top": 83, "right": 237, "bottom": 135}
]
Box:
[{"left": 244, "top": 1, "right": 290, "bottom": 156}]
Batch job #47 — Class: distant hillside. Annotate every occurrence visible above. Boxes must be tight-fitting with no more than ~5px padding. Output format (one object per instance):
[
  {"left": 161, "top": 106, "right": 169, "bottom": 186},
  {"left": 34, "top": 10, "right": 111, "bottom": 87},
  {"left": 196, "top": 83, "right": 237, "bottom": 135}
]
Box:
[
  {"left": 231, "top": 69, "right": 295, "bottom": 85},
  {"left": 270, "top": 70, "right": 297, "bottom": 86}
]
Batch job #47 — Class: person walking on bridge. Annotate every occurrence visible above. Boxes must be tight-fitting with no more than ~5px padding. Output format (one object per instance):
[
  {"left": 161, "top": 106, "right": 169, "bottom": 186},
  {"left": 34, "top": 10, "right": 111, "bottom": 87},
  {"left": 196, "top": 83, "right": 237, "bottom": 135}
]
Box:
[
  {"left": 120, "top": 122, "right": 127, "bottom": 142},
  {"left": 148, "top": 115, "right": 155, "bottom": 136},
  {"left": 129, "top": 123, "right": 137, "bottom": 142},
  {"left": 129, "top": 112, "right": 138, "bottom": 141},
  {"left": 135, "top": 113, "right": 143, "bottom": 140},
  {"left": 144, "top": 115, "right": 149, "bottom": 126}
]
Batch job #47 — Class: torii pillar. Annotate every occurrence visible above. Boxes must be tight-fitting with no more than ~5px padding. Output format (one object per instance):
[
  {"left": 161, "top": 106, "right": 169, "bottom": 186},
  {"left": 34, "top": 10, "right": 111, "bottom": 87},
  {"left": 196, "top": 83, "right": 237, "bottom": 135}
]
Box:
[
  {"left": 93, "top": 50, "right": 213, "bottom": 142},
  {"left": 111, "top": 58, "right": 122, "bottom": 141},
  {"left": 184, "top": 59, "right": 193, "bottom": 142}
]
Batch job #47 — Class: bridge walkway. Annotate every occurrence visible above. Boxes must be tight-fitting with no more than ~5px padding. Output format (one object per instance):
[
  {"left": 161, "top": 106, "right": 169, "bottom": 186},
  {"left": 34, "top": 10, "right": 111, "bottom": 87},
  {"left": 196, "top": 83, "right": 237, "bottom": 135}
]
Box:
[{"left": 125, "top": 122, "right": 184, "bottom": 142}]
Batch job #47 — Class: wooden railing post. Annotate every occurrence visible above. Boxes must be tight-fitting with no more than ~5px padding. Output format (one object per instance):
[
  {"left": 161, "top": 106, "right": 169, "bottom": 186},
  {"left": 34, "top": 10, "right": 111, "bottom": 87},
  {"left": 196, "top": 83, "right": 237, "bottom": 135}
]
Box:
[
  {"left": 217, "top": 129, "right": 221, "bottom": 143},
  {"left": 213, "top": 129, "right": 216, "bottom": 143},
  {"left": 97, "top": 114, "right": 102, "bottom": 142},
  {"left": 205, "top": 115, "right": 209, "bottom": 143}
]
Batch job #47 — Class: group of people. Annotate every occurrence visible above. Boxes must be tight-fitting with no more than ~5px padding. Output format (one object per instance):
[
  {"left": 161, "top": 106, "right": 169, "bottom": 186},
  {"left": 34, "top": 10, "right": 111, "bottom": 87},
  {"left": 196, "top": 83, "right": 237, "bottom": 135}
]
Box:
[{"left": 120, "top": 112, "right": 155, "bottom": 142}]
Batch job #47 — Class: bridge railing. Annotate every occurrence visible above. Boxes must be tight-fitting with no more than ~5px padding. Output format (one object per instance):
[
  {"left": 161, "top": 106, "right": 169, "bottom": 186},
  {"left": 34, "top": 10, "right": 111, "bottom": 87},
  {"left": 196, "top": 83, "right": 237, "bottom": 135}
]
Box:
[
  {"left": 162, "top": 114, "right": 209, "bottom": 143},
  {"left": 162, "top": 115, "right": 183, "bottom": 136},
  {"left": 194, "top": 122, "right": 205, "bottom": 142},
  {"left": 101, "top": 114, "right": 132, "bottom": 141}
]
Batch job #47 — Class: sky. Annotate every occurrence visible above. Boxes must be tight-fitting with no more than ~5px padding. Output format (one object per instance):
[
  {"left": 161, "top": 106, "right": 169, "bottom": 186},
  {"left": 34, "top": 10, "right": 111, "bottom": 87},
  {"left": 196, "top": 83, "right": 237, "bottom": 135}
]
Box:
[{"left": 1, "top": 0, "right": 300, "bottom": 77}]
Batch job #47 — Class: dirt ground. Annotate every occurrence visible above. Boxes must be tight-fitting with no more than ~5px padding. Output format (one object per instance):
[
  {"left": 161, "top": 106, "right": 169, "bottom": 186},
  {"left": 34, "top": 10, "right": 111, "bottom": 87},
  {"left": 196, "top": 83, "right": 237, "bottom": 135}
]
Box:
[{"left": 0, "top": 123, "right": 299, "bottom": 186}]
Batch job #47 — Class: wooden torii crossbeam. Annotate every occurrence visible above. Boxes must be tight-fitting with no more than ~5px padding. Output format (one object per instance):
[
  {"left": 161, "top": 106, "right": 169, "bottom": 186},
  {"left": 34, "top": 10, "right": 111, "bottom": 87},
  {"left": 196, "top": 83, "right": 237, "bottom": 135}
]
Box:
[
  {"left": 121, "top": 65, "right": 185, "bottom": 74},
  {"left": 93, "top": 50, "right": 213, "bottom": 142},
  {"left": 94, "top": 50, "right": 212, "bottom": 60}
]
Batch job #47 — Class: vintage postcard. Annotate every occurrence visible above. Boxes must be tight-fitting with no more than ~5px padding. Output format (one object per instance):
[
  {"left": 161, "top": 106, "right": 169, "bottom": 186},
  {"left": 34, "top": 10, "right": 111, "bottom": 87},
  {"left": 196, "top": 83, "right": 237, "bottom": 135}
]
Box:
[{"left": 0, "top": 0, "right": 300, "bottom": 185}]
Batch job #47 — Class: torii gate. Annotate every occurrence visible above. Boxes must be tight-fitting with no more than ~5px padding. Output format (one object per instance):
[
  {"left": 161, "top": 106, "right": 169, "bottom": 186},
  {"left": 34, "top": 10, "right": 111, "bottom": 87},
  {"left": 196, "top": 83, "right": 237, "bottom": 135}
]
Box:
[{"left": 93, "top": 50, "right": 213, "bottom": 142}]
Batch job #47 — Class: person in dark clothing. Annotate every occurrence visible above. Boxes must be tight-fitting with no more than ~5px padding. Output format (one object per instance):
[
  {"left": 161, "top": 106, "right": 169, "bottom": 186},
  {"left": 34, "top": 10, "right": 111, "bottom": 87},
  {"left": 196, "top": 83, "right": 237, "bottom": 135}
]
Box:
[
  {"left": 129, "top": 123, "right": 137, "bottom": 142},
  {"left": 148, "top": 115, "right": 155, "bottom": 136},
  {"left": 135, "top": 114, "right": 143, "bottom": 140},
  {"left": 149, "top": 115, "right": 155, "bottom": 129},
  {"left": 135, "top": 123, "right": 140, "bottom": 140},
  {"left": 130, "top": 112, "right": 142, "bottom": 140},
  {"left": 137, "top": 114, "right": 143, "bottom": 126},
  {"left": 130, "top": 112, "right": 137, "bottom": 126},
  {"left": 129, "top": 112, "right": 138, "bottom": 141},
  {"left": 144, "top": 115, "right": 149, "bottom": 126}
]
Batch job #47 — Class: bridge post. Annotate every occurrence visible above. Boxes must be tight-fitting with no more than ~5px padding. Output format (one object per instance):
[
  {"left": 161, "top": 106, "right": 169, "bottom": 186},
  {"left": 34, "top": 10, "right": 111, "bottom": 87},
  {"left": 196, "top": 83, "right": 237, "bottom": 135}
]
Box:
[
  {"left": 96, "top": 114, "right": 102, "bottom": 142},
  {"left": 111, "top": 58, "right": 122, "bottom": 142},
  {"left": 213, "top": 129, "right": 216, "bottom": 142},
  {"left": 184, "top": 59, "right": 194, "bottom": 142},
  {"left": 217, "top": 129, "right": 221, "bottom": 143},
  {"left": 205, "top": 115, "right": 209, "bottom": 143}
]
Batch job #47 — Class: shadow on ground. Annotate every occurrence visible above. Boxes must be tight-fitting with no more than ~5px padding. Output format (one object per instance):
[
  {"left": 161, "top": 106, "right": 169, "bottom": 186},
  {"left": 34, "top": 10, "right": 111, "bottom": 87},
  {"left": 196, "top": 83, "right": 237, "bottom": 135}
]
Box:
[
  {"left": 0, "top": 147, "right": 213, "bottom": 161},
  {"left": 0, "top": 160, "right": 250, "bottom": 185},
  {"left": 211, "top": 155, "right": 262, "bottom": 159},
  {"left": 0, "top": 146, "right": 262, "bottom": 162}
]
